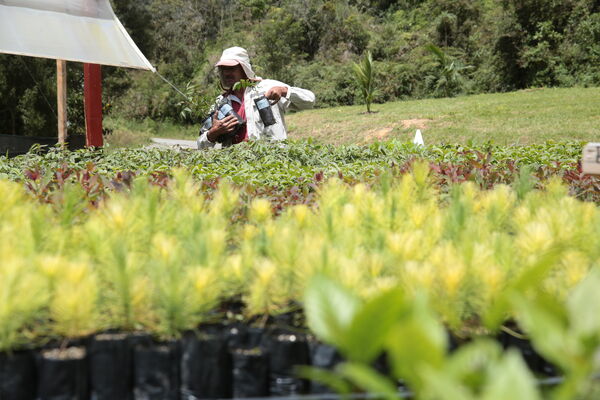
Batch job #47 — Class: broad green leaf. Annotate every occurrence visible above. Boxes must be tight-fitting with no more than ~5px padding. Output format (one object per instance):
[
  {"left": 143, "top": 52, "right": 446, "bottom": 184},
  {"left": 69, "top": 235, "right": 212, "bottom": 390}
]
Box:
[
  {"left": 344, "top": 287, "right": 407, "bottom": 363},
  {"left": 337, "top": 362, "right": 398, "bottom": 400},
  {"left": 386, "top": 294, "right": 447, "bottom": 390},
  {"left": 483, "top": 247, "right": 563, "bottom": 331},
  {"left": 481, "top": 350, "right": 541, "bottom": 400},
  {"left": 444, "top": 338, "right": 502, "bottom": 390},
  {"left": 296, "top": 366, "right": 352, "bottom": 395},
  {"left": 567, "top": 271, "right": 600, "bottom": 339},
  {"left": 304, "top": 275, "right": 360, "bottom": 348},
  {"left": 510, "top": 293, "right": 571, "bottom": 370},
  {"left": 420, "top": 366, "right": 477, "bottom": 400},
  {"left": 552, "top": 373, "right": 594, "bottom": 400}
]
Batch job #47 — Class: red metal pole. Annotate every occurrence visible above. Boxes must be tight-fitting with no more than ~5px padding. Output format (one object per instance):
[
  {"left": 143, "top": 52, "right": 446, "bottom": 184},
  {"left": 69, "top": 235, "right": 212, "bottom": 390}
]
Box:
[{"left": 84, "top": 63, "right": 103, "bottom": 147}]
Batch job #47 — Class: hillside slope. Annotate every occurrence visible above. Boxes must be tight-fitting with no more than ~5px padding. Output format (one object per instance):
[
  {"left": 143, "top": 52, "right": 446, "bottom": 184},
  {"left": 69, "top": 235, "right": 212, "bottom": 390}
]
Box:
[
  {"left": 286, "top": 87, "right": 600, "bottom": 145},
  {"left": 105, "top": 87, "right": 600, "bottom": 148}
]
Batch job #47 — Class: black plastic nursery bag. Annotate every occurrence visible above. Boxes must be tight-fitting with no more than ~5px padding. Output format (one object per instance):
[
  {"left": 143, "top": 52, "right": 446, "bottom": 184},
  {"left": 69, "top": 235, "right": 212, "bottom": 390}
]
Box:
[
  {"left": 232, "top": 348, "right": 269, "bottom": 398},
  {"left": 89, "top": 333, "right": 133, "bottom": 400},
  {"left": 133, "top": 340, "right": 180, "bottom": 400},
  {"left": 0, "top": 350, "right": 37, "bottom": 400},
  {"left": 180, "top": 332, "right": 232, "bottom": 399},
  {"left": 37, "top": 346, "right": 88, "bottom": 400},
  {"left": 309, "top": 340, "right": 344, "bottom": 394},
  {"left": 268, "top": 333, "right": 310, "bottom": 396}
]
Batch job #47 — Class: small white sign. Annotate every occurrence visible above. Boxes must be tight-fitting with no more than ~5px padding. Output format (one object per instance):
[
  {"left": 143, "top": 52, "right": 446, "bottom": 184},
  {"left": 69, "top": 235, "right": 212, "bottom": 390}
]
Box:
[
  {"left": 413, "top": 129, "right": 424, "bottom": 146},
  {"left": 582, "top": 143, "right": 600, "bottom": 175}
]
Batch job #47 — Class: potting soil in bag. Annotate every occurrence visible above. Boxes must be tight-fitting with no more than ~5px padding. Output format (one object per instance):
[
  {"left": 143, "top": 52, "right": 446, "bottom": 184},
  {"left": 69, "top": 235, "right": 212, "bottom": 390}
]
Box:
[
  {"left": 232, "top": 348, "right": 269, "bottom": 398},
  {"left": 0, "top": 350, "right": 37, "bottom": 400},
  {"left": 308, "top": 340, "right": 343, "bottom": 394},
  {"left": 37, "top": 346, "right": 88, "bottom": 400},
  {"left": 133, "top": 341, "right": 180, "bottom": 400},
  {"left": 89, "top": 333, "right": 133, "bottom": 400},
  {"left": 268, "top": 333, "right": 310, "bottom": 395},
  {"left": 180, "top": 331, "right": 232, "bottom": 399}
]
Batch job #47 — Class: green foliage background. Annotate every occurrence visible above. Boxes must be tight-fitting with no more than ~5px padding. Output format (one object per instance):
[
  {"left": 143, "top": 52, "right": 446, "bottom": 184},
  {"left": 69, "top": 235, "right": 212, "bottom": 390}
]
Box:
[{"left": 1, "top": 0, "right": 600, "bottom": 136}]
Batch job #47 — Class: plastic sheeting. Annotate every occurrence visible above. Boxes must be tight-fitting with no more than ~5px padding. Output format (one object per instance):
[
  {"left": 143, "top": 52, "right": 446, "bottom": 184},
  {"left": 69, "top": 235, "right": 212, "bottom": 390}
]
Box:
[{"left": 0, "top": 0, "right": 155, "bottom": 71}]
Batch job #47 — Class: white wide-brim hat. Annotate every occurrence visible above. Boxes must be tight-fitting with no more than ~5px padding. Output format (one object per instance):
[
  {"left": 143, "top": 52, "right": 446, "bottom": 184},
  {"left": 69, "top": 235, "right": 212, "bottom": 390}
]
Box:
[{"left": 215, "top": 47, "right": 256, "bottom": 79}]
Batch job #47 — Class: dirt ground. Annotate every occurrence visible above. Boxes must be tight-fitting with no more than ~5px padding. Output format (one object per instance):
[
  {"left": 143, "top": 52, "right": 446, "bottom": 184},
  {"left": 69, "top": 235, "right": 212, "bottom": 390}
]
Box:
[{"left": 363, "top": 119, "right": 431, "bottom": 142}]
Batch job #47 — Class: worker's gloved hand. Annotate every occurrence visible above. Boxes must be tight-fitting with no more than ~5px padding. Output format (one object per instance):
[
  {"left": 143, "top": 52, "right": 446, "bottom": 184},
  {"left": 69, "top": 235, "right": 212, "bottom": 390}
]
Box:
[
  {"left": 264, "top": 86, "right": 288, "bottom": 105},
  {"left": 207, "top": 114, "right": 238, "bottom": 143}
]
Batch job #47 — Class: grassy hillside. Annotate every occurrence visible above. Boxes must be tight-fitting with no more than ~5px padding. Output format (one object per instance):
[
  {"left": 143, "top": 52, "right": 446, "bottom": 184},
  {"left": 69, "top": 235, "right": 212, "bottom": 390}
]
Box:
[
  {"left": 105, "top": 87, "right": 600, "bottom": 147},
  {"left": 286, "top": 87, "right": 600, "bottom": 145}
]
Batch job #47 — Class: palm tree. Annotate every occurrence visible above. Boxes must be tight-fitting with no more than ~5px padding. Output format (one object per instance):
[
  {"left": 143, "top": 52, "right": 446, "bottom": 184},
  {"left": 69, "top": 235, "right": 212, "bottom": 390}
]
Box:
[
  {"left": 425, "top": 44, "right": 472, "bottom": 98},
  {"left": 353, "top": 51, "right": 377, "bottom": 113}
]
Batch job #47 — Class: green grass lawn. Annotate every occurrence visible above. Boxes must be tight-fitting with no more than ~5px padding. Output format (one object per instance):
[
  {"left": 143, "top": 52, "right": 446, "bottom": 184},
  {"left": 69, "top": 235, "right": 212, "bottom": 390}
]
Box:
[
  {"left": 105, "top": 87, "right": 600, "bottom": 147},
  {"left": 287, "top": 86, "right": 600, "bottom": 145}
]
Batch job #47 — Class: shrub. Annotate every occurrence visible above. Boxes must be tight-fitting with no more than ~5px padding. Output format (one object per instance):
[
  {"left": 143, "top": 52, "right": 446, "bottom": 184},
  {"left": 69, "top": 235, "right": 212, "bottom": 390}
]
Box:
[
  {"left": 292, "top": 61, "right": 358, "bottom": 108},
  {"left": 425, "top": 44, "right": 473, "bottom": 97}
]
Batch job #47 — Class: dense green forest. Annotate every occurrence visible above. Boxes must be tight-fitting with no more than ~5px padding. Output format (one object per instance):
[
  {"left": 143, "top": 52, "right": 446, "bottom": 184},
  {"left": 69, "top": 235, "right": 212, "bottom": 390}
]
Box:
[{"left": 1, "top": 0, "right": 599, "bottom": 137}]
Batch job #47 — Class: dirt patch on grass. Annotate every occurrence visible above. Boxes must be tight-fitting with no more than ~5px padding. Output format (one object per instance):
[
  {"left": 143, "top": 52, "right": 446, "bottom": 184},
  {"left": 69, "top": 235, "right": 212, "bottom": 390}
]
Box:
[
  {"left": 364, "top": 127, "right": 395, "bottom": 142},
  {"left": 363, "top": 119, "right": 431, "bottom": 142},
  {"left": 364, "top": 118, "right": 432, "bottom": 142},
  {"left": 400, "top": 119, "right": 430, "bottom": 130}
]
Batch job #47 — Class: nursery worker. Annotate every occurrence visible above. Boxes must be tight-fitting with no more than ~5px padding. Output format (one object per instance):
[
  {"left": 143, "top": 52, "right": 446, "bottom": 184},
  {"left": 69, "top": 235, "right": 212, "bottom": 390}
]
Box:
[{"left": 197, "top": 46, "right": 316, "bottom": 149}]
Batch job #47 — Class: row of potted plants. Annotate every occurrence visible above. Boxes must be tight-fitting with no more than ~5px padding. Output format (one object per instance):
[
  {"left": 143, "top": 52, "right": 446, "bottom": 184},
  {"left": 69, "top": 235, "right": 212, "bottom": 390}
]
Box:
[{"left": 1, "top": 164, "right": 599, "bottom": 398}]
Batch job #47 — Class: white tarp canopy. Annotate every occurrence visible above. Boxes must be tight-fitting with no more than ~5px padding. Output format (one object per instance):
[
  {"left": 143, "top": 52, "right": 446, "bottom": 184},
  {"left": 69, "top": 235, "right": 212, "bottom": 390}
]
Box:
[{"left": 0, "top": 0, "right": 155, "bottom": 71}]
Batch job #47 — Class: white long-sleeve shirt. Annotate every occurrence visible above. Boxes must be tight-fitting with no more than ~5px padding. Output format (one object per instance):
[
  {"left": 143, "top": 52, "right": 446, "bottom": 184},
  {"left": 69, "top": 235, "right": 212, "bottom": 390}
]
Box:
[{"left": 197, "top": 79, "right": 315, "bottom": 149}]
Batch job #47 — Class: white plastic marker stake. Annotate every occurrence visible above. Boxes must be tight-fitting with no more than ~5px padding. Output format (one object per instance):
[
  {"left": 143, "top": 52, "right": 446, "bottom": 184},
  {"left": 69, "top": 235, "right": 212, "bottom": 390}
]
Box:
[{"left": 413, "top": 129, "right": 424, "bottom": 146}]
